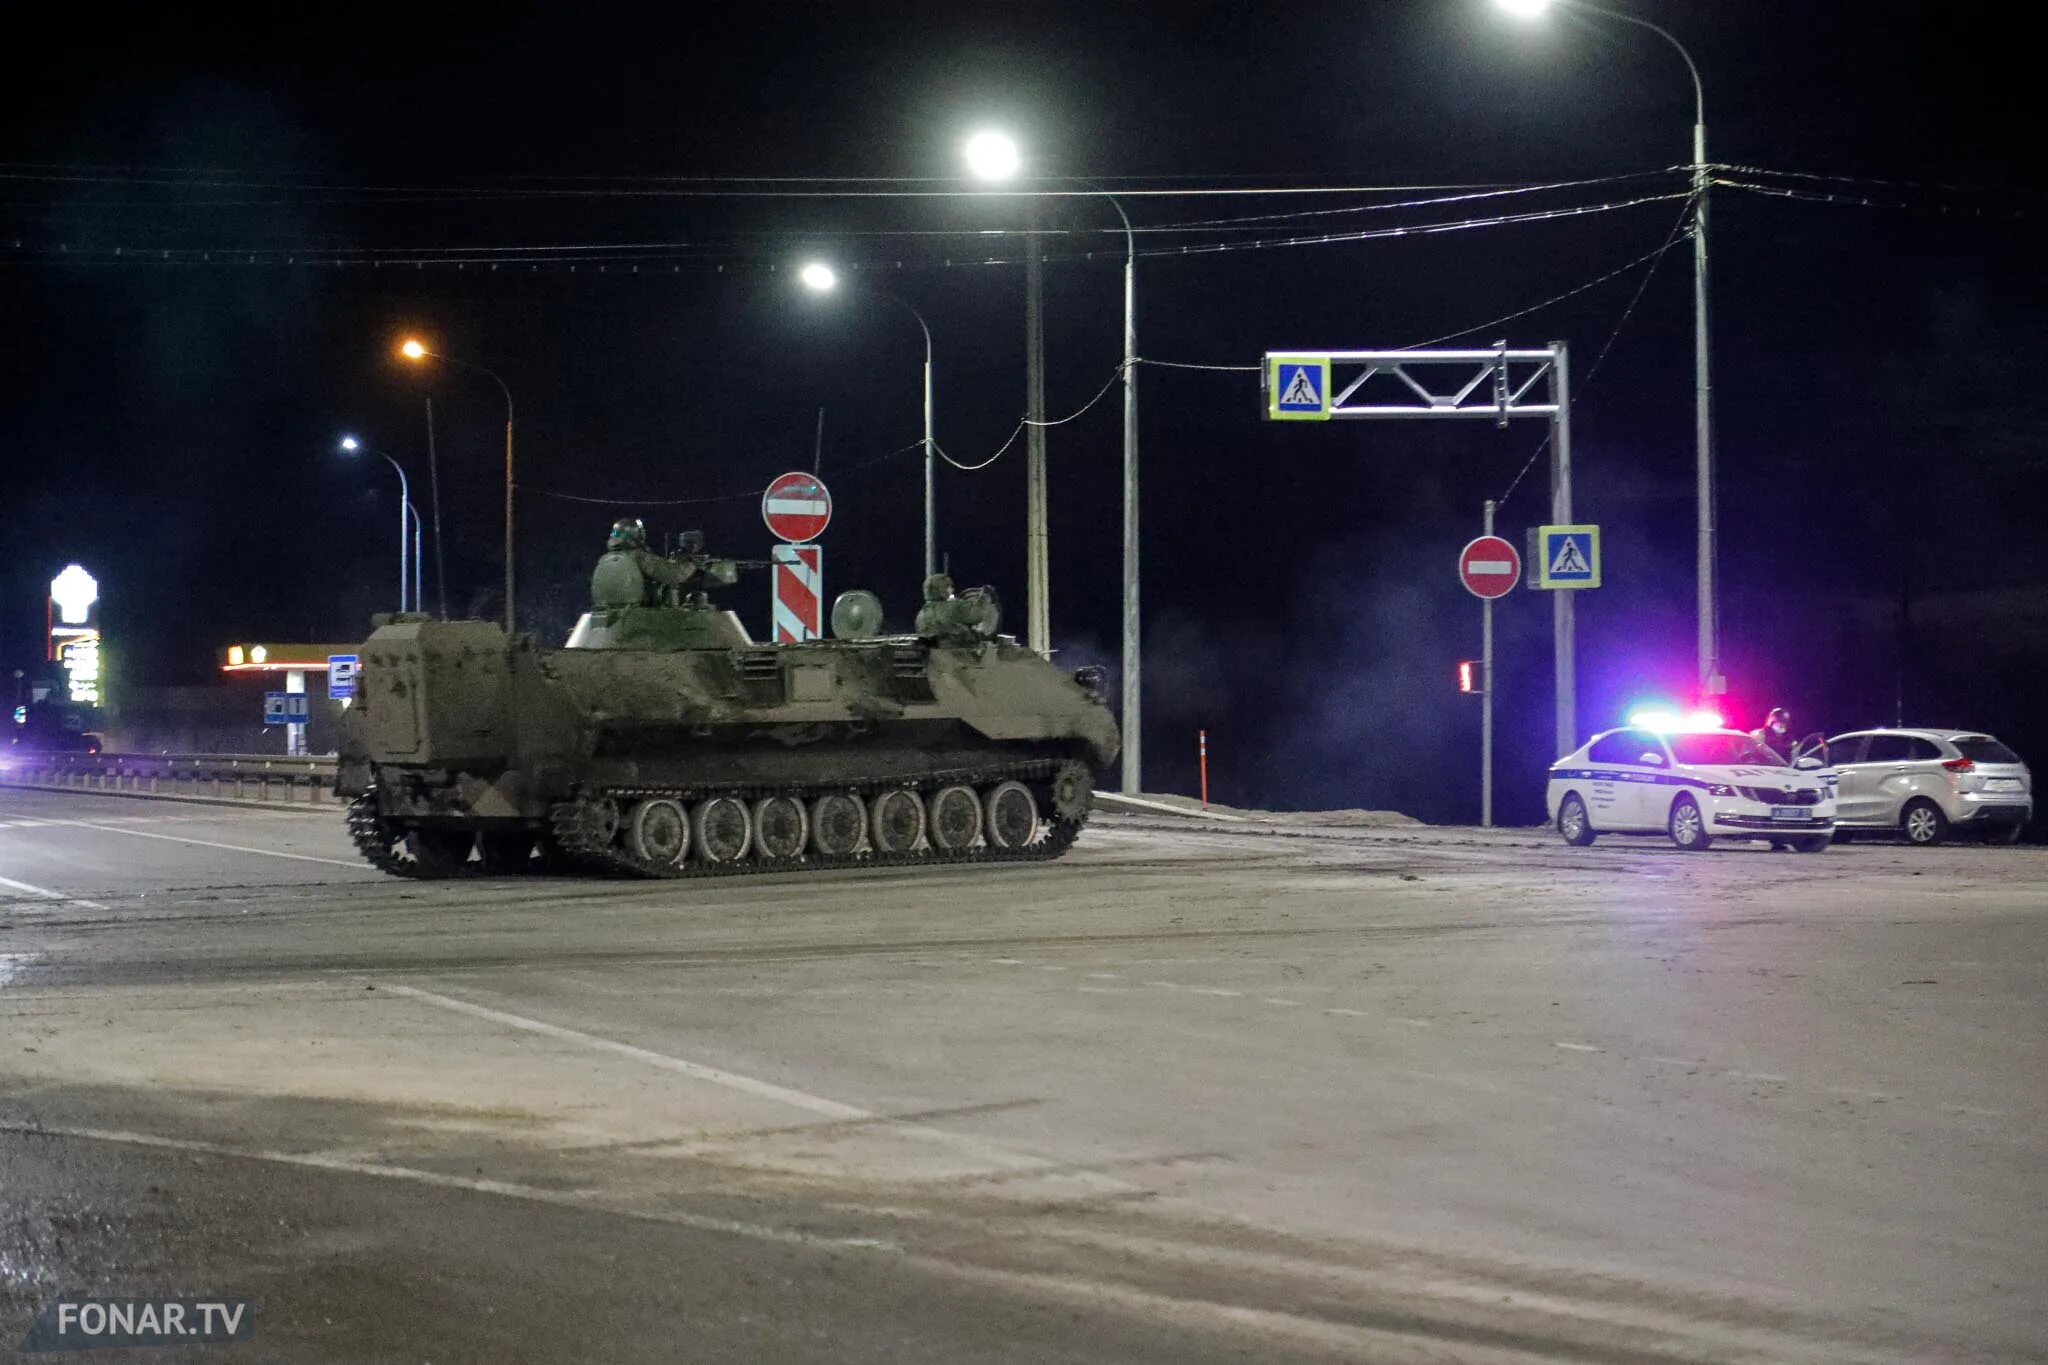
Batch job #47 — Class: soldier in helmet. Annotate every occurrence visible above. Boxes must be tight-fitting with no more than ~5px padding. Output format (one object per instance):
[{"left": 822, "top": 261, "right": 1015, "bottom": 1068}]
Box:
[
  {"left": 607, "top": 517, "right": 649, "bottom": 553},
  {"left": 914, "top": 572, "right": 1001, "bottom": 644},
  {"left": 593, "top": 517, "right": 687, "bottom": 607}
]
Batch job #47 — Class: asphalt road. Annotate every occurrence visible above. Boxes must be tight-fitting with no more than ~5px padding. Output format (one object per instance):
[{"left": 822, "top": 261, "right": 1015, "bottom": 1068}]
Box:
[{"left": 2, "top": 785, "right": 2044, "bottom": 1362}]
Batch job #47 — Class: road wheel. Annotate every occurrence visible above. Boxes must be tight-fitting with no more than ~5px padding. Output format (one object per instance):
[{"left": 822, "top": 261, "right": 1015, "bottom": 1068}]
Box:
[
  {"left": 870, "top": 787, "right": 926, "bottom": 854},
  {"left": 1667, "top": 795, "right": 1712, "bottom": 851},
  {"left": 927, "top": 785, "right": 983, "bottom": 852},
  {"left": 751, "top": 795, "right": 808, "bottom": 863},
  {"left": 692, "top": 796, "right": 752, "bottom": 864},
  {"left": 809, "top": 792, "right": 866, "bottom": 857},
  {"left": 1901, "top": 798, "right": 1948, "bottom": 846},
  {"left": 983, "top": 780, "right": 1041, "bottom": 851},
  {"left": 478, "top": 830, "right": 536, "bottom": 874},
  {"left": 405, "top": 828, "right": 473, "bottom": 877},
  {"left": 626, "top": 799, "right": 690, "bottom": 866},
  {"left": 1048, "top": 761, "right": 1094, "bottom": 823},
  {"left": 1557, "top": 794, "right": 1596, "bottom": 846},
  {"left": 1789, "top": 835, "right": 1831, "bottom": 853}
]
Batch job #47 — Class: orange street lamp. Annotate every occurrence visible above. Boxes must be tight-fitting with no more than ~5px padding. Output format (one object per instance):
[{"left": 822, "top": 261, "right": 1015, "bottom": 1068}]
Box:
[{"left": 396, "top": 337, "right": 517, "bottom": 634}]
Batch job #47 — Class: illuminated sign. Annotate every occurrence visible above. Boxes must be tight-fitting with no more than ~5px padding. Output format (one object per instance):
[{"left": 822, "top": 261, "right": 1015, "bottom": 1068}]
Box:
[
  {"left": 59, "top": 634, "right": 101, "bottom": 704},
  {"left": 220, "top": 643, "right": 358, "bottom": 673},
  {"left": 50, "top": 565, "right": 99, "bottom": 626},
  {"left": 48, "top": 564, "right": 103, "bottom": 705}
]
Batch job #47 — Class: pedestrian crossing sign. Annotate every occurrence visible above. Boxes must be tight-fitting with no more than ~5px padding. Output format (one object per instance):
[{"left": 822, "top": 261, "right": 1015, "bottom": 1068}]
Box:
[
  {"left": 1532, "top": 524, "right": 1601, "bottom": 589},
  {"left": 1265, "top": 354, "right": 1331, "bottom": 421}
]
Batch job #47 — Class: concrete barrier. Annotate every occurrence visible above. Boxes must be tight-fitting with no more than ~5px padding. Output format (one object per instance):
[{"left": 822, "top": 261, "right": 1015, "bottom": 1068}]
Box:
[{"left": 0, "top": 753, "right": 339, "bottom": 807}]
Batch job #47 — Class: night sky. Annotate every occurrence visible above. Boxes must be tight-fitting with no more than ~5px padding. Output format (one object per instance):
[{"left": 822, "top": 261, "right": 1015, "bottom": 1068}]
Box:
[{"left": 3, "top": 1, "right": 2041, "bottom": 825}]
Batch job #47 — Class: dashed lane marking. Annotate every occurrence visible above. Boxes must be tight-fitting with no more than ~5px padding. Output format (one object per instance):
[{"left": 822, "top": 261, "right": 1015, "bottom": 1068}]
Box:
[
  {"left": 0, "top": 1121, "right": 898, "bottom": 1253},
  {"left": 0, "top": 872, "right": 107, "bottom": 912},
  {"left": 19, "top": 818, "right": 368, "bottom": 870},
  {"left": 378, "top": 982, "right": 1119, "bottom": 1187}
]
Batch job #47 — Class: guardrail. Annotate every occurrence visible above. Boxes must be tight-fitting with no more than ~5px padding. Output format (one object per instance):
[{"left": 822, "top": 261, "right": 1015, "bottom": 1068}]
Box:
[{"left": 0, "top": 752, "right": 341, "bottom": 806}]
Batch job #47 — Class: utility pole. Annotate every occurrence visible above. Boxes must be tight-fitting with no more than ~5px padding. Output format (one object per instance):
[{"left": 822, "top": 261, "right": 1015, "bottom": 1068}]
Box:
[
  {"left": 1692, "top": 118, "right": 1719, "bottom": 701},
  {"left": 1549, "top": 341, "right": 1575, "bottom": 760},
  {"left": 1024, "top": 208, "right": 1050, "bottom": 656},
  {"left": 1115, "top": 199, "right": 1141, "bottom": 795}
]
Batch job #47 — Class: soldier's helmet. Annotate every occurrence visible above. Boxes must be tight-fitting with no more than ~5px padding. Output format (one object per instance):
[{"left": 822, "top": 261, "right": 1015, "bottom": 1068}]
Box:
[
  {"left": 607, "top": 517, "right": 648, "bottom": 552},
  {"left": 922, "top": 572, "right": 955, "bottom": 602}
]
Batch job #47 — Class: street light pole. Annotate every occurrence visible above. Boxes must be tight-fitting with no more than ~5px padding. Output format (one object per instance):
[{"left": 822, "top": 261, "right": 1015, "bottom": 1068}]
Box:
[
  {"left": 340, "top": 437, "right": 412, "bottom": 613},
  {"left": 1498, "top": 0, "right": 1715, "bottom": 697},
  {"left": 402, "top": 341, "right": 515, "bottom": 634},
  {"left": 869, "top": 289, "right": 937, "bottom": 579},
  {"left": 425, "top": 397, "right": 449, "bottom": 620},
  {"left": 798, "top": 265, "right": 936, "bottom": 579}
]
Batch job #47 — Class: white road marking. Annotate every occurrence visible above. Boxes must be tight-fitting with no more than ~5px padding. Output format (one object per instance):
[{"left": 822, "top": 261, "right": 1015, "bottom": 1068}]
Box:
[
  {"left": 0, "top": 1121, "right": 896, "bottom": 1252},
  {"left": 1553, "top": 1042, "right": 1601, "bottom": 1053},
  {"left": 1261, "top": 998, "right": 1304, "bottom": 1008},
  {"left": 988, "top": 958, "right": 1026, "bottom": 965},
  {"left": 0, "top": 873, "right": 107, "bottom": 912},
  {"left": 1324, "top": 1007, "right": 1370, "bottom": 1018},
  {"left": 1089, "top": 791, "right": 1257, "bottom": 823},
  {"left": 1390, "top": 1018, "right": 1434, "bottom": 1027},
  {"left": 1189, "top": 988, "right": 1242, "bottom": 998},
  {"left": 24, "top": 818, "right": 366, "bottom": 870},
  {"left": 1085, "top": 972, "right": 1124, "bottom": 980},
  {"left": 378, "top": 983, "right": 1114, "bottom": 1185},
  {"left": 383, "top": 983, "right": 870, "bottom": 1120}
]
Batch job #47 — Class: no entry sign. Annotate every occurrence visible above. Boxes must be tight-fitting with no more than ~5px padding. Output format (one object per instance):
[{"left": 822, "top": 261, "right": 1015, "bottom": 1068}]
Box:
[
  {"left": 1459, "top": 535, "right": 1521, "bottom": 599},
  {"left": 762, "top": 471, "right": 833, "bottom": 543}
]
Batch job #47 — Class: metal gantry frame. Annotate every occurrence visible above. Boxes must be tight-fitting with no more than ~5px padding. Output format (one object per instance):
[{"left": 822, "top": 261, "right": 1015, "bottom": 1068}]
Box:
[{"left": 1263, "top": 343, "right": 1579, "bottom": 771}]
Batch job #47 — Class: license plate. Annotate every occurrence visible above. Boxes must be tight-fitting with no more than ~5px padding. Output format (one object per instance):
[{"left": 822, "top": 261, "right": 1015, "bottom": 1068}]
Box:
[
  {"left": 1771, "top": 807, "right": 1811, "bottom": 821},
  {"left": 1986, "top": 778, "right": 2023, "bottom": 792}
]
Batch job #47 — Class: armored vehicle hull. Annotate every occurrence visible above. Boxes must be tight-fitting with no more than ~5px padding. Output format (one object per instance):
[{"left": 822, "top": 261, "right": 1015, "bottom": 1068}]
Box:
[{"left": 337, "top": 616, "right": 1118, "bottom": 878}]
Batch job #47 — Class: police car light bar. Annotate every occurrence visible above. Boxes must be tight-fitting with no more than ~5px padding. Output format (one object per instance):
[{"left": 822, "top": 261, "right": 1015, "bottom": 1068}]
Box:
[{"left": 1627, "top": 708, "right": 1727, "bottom": 733}]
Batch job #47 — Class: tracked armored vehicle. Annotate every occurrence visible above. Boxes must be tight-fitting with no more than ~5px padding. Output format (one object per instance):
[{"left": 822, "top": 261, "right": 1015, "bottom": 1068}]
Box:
[{"left": 337, "top": 523, "right": 1118, "bottom": 878}]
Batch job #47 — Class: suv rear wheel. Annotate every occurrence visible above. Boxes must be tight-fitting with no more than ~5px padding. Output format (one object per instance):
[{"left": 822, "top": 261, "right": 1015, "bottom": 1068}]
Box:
[{"left": 1901, "top": 798, "right": 1948, "bottom": 846}]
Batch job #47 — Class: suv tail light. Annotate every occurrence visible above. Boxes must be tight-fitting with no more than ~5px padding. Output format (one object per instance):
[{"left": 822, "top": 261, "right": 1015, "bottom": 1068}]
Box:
[{"left": 1942, "top": 757, "right": 1974, "bottom": 773}]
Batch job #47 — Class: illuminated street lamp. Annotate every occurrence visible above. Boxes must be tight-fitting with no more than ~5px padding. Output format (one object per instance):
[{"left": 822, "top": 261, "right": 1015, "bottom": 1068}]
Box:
[
  {"left": 962, "top": 130, "right": 1022, "bottom": 184},
  {"left": 1494, "top": 0, "right": 1721, "bottom": 699},
  {"left": 799, "top": 260, "right": 936, "bottom": 577},
  {"left": 339, "top": 435, "right": 423, "bottom": 614},
  {"left": 399, "top": 336, "right": 517, "bottom": 633},
  {"left": 962, "top": 131, "right": 1142, "bottom": 794}
]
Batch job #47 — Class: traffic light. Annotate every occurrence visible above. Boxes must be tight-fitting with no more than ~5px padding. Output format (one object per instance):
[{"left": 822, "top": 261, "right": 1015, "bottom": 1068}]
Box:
[{"left": 1457, "top": 660, "right": 1477, "bottom": 694}]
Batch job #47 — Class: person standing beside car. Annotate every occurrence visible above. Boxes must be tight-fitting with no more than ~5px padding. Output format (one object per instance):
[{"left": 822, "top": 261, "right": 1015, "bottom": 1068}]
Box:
[{"left": 1753, "top": 707, "right": 1799, "bottom": 765}]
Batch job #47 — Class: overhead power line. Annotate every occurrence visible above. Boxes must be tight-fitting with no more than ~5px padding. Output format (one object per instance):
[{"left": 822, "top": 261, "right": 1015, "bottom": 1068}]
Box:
[{"left": 1, "top": 188, "right": 1690, "bottom": 271}]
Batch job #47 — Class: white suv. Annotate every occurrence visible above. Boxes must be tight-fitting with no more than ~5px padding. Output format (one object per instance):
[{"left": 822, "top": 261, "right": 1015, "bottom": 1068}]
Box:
[{"left": 1823, "top": 729, "right": 2032, "bottom": 845}]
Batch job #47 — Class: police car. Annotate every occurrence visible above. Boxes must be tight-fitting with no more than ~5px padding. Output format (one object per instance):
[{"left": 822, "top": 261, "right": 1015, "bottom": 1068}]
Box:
[{"left": 1547, "top": 712, "right": 1838, "bottom": 852}]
